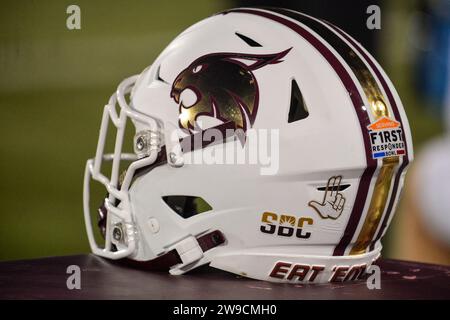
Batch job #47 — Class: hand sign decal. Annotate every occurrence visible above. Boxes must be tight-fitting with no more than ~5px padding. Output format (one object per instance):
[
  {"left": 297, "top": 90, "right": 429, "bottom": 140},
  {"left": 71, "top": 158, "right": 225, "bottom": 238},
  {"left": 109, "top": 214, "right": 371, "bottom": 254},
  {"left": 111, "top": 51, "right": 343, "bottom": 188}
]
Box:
[{"left": 308, "top": 176, "right": 346, "bottom": 220}]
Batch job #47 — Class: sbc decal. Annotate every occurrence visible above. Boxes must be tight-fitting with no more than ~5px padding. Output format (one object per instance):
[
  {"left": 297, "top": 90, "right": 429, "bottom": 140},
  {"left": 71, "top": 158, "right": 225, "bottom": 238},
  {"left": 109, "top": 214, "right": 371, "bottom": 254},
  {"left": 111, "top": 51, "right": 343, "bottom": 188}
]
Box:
[
  {"left": 367, "top": 117, "right": 405, "bottom": 159},
  {"left": 260, "top": 212, "right": 313, "bottom": 239}
]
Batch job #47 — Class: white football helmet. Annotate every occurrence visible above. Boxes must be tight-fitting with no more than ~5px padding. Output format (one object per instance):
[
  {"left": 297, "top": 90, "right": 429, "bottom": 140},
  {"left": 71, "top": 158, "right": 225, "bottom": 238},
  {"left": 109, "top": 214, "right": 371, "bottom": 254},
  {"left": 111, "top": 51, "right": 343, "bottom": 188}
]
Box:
[{"left": 83, "top": 7, "right": 413, "bottom": 283}]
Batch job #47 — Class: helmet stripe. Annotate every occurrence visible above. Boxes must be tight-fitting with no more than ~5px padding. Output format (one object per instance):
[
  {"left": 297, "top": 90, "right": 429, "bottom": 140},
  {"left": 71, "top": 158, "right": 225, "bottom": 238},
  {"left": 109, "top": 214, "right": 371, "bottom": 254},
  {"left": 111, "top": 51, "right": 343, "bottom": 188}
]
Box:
[
  {"left": 264, "top": 9, "right": 411, "bottom": 256},
  {"left": 323, "top": 23, "right": 411, "bottom": 250},
  {"left": 222, "top": 8, "right": 377, "bottom": 256}
]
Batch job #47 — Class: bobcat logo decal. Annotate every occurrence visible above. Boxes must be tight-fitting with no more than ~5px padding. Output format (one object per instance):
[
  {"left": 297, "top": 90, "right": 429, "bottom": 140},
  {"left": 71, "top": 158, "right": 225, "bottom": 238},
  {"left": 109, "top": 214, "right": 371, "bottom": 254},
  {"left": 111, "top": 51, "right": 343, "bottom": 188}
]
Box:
[{"left": 170, "top": 49, "right": 291, "bottom": 133}]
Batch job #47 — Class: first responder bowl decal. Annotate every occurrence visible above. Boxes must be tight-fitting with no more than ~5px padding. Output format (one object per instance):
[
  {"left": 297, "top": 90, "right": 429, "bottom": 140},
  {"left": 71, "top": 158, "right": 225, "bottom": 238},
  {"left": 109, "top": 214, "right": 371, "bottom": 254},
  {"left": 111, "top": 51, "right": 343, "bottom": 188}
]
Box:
[{"left": 367, "top": 117, "right": 405, "bottom": 159}]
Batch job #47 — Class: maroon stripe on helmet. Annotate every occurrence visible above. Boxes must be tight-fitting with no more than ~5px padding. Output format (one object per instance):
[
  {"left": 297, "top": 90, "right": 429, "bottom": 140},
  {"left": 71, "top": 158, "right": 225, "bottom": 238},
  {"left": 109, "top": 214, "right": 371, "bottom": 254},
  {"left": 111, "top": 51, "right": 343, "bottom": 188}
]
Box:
[
  {"left": 223, "top": 8, "right": 377, "bottom": 256},
  {"left": 324, "top": 22, "right": 410, "bottom": 251}
]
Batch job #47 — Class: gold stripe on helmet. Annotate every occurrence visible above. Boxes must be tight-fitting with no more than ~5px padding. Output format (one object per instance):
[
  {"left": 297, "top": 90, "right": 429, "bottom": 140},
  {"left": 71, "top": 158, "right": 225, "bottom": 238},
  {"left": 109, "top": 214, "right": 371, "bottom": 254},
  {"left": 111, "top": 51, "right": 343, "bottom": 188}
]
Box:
[{"left": 349, "top": 77, "right": 400, "bottom": 255}]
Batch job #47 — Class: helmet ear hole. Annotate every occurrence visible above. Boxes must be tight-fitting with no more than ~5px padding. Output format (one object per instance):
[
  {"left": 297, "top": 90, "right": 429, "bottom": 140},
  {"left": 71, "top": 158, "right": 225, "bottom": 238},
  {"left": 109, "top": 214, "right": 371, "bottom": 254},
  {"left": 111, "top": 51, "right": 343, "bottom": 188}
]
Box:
[
  {"left": 162, "top": 195, "right": 212, "bottom": 219},
  {"left": 288, "top": 79, "right": 309, "bottom": 123}
]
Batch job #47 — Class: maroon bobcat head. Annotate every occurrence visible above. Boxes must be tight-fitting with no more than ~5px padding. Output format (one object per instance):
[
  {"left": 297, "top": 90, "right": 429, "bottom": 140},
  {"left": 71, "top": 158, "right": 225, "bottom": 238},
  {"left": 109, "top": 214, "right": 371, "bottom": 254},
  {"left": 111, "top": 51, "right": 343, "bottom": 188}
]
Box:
[{"left": 170, "top": 49, "right": 291, "bottom": 133}]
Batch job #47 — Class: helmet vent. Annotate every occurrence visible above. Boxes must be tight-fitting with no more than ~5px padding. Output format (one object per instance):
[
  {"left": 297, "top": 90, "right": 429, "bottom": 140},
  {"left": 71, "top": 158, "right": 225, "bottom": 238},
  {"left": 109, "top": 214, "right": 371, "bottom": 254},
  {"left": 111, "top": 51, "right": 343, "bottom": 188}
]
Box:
[
  {"left": 155, "top": 65, "right": 168, "bottom": 84},
  {"left": 235, "top": 32, "right": 262, "bottom": 47},
  {"left": 162, "top": 195, "right": 212, "bottom": 219},
  {"left": 317, "top": 184, "right": 350, "bottom": 192},
  {"left": 288, "top": 79, "right": 309, "bottom": 123}
]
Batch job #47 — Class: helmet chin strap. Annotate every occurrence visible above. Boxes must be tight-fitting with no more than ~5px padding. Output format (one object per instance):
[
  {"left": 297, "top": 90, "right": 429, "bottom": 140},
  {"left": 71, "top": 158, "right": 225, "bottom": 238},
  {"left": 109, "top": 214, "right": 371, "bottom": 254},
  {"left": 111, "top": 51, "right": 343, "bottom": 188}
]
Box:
[{"left": 118, "top": 230, "right": 225, "bottom": 272}]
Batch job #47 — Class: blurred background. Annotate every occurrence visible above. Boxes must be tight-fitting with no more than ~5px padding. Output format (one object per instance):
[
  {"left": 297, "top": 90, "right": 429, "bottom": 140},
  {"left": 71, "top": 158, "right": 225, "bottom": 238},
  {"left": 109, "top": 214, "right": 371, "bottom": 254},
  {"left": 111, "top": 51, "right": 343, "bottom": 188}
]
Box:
[{"left": 0, "top": 0, "right": 449, "bottom": 264}]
